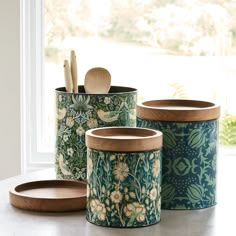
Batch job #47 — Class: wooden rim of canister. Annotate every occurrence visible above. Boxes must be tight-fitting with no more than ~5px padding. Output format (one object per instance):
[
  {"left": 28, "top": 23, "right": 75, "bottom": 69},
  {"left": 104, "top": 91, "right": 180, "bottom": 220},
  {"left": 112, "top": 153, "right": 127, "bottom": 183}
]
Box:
[
  {"left": 86, "top": 127, "right": 162, "bottom": 152},
  {"left": 137, "top": 99, "right": 220, "bottom": 122}
]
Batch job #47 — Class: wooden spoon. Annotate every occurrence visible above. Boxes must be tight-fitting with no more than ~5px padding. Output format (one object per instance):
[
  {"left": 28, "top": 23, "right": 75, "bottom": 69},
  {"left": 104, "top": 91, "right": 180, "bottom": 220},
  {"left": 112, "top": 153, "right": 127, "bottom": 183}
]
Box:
[
  {"left": 84, "top": 67, "right": 111, "bottom": 94},
  {"left": 70, "top": 50, "right": 78, "bottom": 93},
  {"left": 64, "top": 60, "right": 73, "bottom": 93}
]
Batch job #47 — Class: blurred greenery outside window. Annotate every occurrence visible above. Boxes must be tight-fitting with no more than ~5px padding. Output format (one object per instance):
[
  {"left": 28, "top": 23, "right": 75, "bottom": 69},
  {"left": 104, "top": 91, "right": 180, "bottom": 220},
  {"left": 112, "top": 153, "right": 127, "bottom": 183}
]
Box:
[{"left": 43, "top": 0, "right": 236, "bottom": 150}]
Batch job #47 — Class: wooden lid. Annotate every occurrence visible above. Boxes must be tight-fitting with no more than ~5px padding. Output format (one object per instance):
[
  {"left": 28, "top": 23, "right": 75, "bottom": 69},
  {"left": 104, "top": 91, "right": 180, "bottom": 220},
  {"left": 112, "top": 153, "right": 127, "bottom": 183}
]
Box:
[
  {"left": 137, "top": 99, "right": 220, "bottom": 122},
  {"left": 86, "top": 127, "right": 162, "bottom": 152},
  {"left": 9, "top": 180, "right": 86, "bottom": 212}
]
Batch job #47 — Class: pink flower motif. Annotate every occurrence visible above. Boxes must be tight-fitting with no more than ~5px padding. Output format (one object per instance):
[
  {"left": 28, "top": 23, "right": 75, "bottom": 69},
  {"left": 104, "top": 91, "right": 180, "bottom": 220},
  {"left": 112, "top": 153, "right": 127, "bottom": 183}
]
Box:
[
  {"left": 90, "top": 199, "right": 106, "bottom": 221},
  {"left": 87, "top": 118, "right": 98, "bottom": 128},
  {"left": 152, "top": 159, "right": 160, "bottom": 178},
  {"left": 66, "top": 116, "right": 74, "bottom": 128},
  {"left": 123, "top": 202, "right": 146, "bottom": 222}
]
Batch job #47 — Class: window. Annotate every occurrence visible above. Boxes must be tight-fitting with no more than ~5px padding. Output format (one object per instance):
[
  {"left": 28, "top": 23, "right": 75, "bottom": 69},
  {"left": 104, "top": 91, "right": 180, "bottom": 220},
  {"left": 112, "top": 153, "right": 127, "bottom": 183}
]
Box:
[
  {"left": 21, "top": 0, "right": 51, "bottom": 172},
  {"left": 22, "top": 0, "right": 236, "bottom": 172}
]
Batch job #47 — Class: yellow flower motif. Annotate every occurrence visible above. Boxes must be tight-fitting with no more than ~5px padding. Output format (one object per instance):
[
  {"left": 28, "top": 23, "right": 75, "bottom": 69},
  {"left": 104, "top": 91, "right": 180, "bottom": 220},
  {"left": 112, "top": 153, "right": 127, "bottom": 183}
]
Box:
[
  {"left": 119, "top": 154, "right": 126, "bottom": 161},
  {"left": 123, "top": 202, "right": 146, "bottom": 222},
  {"left": 87, "top": 157, "right": 93, "bottom": 178},
  {"left": 152, "top": 159, "right": 160, "bottom": 178},
  {"left": 110, "top": 190, "right": 123, "bottom": 203},
  {"left": 110, "top": 154, "right": 116, "bottom": 161},
  {"left": 87, "top": 118, "right": 98, "bottom": 128},
  {"left": 90, "top": 199, "right": 106, "bottom": 221},
  {"left": 66, "top": 116, "right": 74, "bottom": 128},
  {"left": 149, "top": 188, "right": 158, "bottom": 201},
  {"left": 76, "top": 126, "right": 85, "bottom": 136},
  {"left": 113, "top": 162, "right": 129, "bottom": 182}
]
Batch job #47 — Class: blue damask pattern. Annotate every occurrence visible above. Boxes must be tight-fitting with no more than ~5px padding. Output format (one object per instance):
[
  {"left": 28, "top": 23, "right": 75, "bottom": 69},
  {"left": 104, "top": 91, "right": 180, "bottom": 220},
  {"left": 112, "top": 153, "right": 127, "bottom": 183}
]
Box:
[
  {"left": 55, "top": 86, "right": 137, "bottom": 181},
  {"left": 137, "top": 117, "right": 218, "bottom": 209},
  {"left": 87, "top": 149, "right": 162, "bottom": 227}
]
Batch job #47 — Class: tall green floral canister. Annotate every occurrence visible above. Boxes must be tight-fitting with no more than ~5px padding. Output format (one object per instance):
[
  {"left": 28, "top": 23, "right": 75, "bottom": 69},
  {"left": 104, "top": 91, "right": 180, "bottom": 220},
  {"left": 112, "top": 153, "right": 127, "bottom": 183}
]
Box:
[
  {"left": 86, "top": 127, "right": 162, "bottom": 227},
  {"left": 55, "top": 86, "right": 137, "bottom": 181},
  {"left": 137, "top": 99, "right": 220, "bottom": 210}
]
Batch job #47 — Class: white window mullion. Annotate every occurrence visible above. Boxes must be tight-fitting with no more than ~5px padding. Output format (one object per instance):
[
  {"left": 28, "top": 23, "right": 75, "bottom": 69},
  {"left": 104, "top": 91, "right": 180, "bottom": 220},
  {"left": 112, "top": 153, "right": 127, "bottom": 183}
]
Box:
[{"left": 21, "top": 0, "right": 53, "bottom": 174}]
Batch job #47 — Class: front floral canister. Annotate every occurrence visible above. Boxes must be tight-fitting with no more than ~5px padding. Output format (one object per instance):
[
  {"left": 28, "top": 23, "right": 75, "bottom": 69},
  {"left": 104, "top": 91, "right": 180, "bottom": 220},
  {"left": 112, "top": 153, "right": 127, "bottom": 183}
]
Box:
[
  {"left": 86, "top": 127, "right": 162, "bottom": 227},
  {"left": 55, "top": 86, "right": 137, "bottom": 181},
  {"left": 137, "top": 99, "right": 221, "bottom": 210}
]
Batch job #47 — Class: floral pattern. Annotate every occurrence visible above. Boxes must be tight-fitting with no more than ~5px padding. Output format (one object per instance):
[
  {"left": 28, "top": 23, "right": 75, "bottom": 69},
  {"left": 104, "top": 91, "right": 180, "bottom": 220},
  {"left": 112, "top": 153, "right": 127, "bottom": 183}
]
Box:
[
  {"left": 90, "top": 199, "right": 107, "bottom": 221},
  {"left": 87, "top": 149, "right": 162, "bottom": 227},
  {"left": 55, "top": 87, "right": 137, "bottom": 181},
  {"left": 113, "top": 162, "right": 129, "bottom": 182},
  {"left": 123, "top": 202, "right": 146, "bottom": 222},
  {"left": 137, "top": 117, "right": 218, "bottom": 209}
]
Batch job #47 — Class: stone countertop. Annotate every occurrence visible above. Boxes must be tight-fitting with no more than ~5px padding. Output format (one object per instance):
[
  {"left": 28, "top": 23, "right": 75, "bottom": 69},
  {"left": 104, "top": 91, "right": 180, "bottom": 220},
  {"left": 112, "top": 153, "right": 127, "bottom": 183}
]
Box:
[{"left": 0, "top": 153, "right": 235, "bottom": 236}]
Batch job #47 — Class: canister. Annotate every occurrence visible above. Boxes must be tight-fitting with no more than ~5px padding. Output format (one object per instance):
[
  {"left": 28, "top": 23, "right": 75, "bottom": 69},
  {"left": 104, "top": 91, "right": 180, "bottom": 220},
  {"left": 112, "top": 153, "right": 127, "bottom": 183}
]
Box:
[
  {"left": 137, "top": 99, "right": 220, "bottom": 210},
  {"left": 55, "top": 86, "right": 137, "bottom": 181},
  {"left": 86, "top": 127, "right": 162, "bottom": 227}
]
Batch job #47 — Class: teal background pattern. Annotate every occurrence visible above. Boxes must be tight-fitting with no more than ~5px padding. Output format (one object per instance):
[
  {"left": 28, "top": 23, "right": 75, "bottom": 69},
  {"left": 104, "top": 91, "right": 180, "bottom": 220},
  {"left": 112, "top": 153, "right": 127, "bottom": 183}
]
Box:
[
  {"left": 137, "top": 117, "right": 218, "bottom": 209},
  {"left": 55, "top": 86, "right": 137, "bottom": 181},
  {"left": 86, "top": 148, "right": 162, "bottom": 227}
]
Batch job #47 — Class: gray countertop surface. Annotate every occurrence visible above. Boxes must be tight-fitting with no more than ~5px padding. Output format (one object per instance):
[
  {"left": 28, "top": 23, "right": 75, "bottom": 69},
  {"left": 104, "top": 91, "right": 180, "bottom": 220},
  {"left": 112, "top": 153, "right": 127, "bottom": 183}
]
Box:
[{"left": 0, "top": 153, "right": 235, "bottom": 236}]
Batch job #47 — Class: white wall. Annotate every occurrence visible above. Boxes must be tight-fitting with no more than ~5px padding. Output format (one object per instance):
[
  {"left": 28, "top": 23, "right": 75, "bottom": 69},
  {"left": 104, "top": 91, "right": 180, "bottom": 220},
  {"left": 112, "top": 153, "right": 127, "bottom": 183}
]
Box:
[{"left": 0, "top": 0, "right": 21, "bottom": 179}]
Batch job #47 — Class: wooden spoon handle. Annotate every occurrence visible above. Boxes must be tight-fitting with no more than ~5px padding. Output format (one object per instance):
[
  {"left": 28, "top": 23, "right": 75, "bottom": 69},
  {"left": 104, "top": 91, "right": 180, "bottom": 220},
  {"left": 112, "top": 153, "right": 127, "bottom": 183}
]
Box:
[
  {"left": 64, "top": 60, "right": 73, "bottom": 93},
  {"left": 71, "top": 50, "right": 78, "bottom": 93}
]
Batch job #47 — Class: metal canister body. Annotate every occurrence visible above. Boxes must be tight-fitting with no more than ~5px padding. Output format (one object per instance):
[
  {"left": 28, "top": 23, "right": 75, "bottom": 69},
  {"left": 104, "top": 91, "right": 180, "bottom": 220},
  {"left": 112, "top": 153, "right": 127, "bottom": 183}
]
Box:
[
  {"left": 55, "top": 86, "right": 137, "bottom": 181},
  {"left": 86, "top": 127, "right": 162, "bottom": 227},
  {"left": 137, "top": 99, "right": 220, "bottom": 209}
]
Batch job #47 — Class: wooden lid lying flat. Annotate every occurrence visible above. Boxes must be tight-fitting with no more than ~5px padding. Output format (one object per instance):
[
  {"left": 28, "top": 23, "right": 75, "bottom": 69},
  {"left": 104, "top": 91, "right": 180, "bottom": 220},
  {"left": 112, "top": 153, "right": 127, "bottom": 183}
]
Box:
[
  {"left": 137, "top": 99, "right": 220, "bottom": 122},
  {"left": 86, "top": 127, "right": 162, "bottom": 152},
  {"left": 9, "top": 180, "right": 86, "bottom": 212}
]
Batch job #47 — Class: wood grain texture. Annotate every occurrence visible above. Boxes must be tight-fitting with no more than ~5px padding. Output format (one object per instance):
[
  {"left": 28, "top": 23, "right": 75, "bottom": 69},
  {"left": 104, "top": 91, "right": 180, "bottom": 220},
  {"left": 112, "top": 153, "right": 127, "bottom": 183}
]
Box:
[
  {"left": 84, "top": 67, "right": 111, "bottom": 94},
  {"left": 9, "top": 180, "right": 86, "bottom": 212},
  {"left": 70, "top": 50, "right": 78, "bottom": 93},
  {"left": 137, "top": 99, "right": 220, "bottom": 122},
  {"left": 64, "top": 60, "right": 73, "bottom": 93},
  {"left": 86, "top": 127, "right": 162, "bottom": 152}
]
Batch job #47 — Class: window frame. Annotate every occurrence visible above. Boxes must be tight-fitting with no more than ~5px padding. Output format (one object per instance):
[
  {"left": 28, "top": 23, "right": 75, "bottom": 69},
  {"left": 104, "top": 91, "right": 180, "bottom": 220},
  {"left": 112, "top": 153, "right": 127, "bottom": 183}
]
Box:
[{"left": 21, "top": 0, "right": 53, "bottom": 174}]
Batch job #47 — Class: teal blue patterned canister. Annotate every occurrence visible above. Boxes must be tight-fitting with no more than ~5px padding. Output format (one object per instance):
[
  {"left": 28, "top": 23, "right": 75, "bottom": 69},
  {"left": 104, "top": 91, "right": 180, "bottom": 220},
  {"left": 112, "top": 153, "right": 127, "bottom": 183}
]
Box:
[
  {"left": 86, "top": 127, "right": 162, "bottom": 227},
  {"left": 137, "top": 99, "right": 220, "bottom": 210},
  {"left": 55, "top": 86, "right": 137, "bottom": 181}
]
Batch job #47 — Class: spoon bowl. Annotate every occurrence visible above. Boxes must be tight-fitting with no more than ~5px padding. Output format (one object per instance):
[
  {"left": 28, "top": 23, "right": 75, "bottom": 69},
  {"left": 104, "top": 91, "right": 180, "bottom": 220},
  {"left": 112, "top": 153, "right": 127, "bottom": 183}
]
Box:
[{"left": 84, "top": 67, "right": 111, "bottom": 94}]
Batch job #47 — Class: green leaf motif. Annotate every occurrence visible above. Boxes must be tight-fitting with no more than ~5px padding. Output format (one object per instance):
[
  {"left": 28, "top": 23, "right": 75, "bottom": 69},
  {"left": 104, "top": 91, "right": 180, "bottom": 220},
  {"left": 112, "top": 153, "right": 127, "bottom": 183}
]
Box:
[
  {"left": 188, "top": 129, "right": 205, "bottom": 149},
  {"left": 205, "top": 174, "right": 216, "bottom": 187},
  {"left": 138, "top": 117, "right": 218, "bottom": 209},
  {"left": 161, "top": 184, "right": 176, "bottom": 203},
  {"left": 163, "top": 129, "right": 177, "bottom": 148},
  {"left": 186, "top": 184, "right": 205, "bottom": 203}
]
